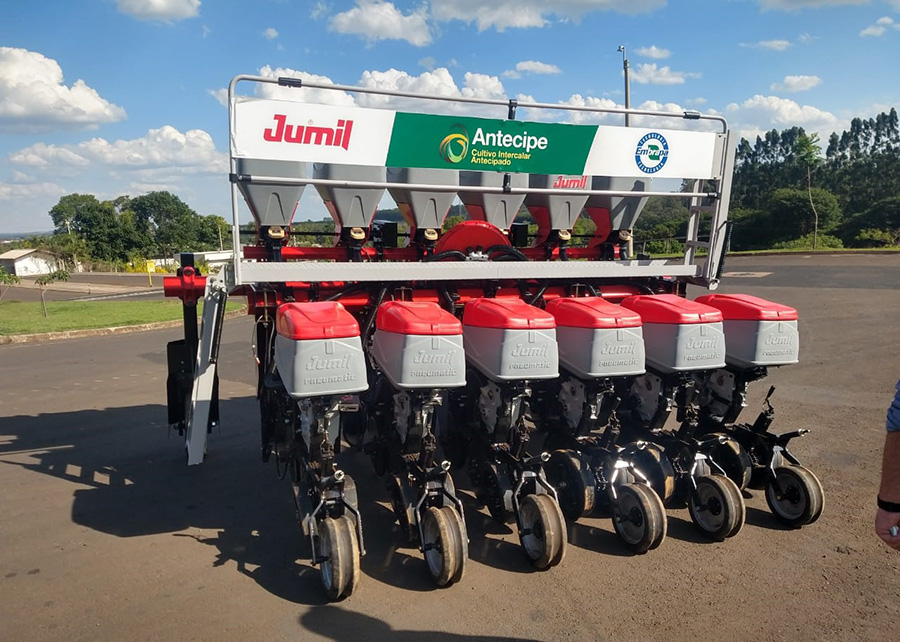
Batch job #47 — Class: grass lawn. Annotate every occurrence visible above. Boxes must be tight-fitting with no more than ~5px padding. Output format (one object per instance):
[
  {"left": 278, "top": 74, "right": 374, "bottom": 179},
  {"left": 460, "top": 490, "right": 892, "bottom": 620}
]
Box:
[{"left": 0, "top": 299, "right": 242, "bottom": 336}]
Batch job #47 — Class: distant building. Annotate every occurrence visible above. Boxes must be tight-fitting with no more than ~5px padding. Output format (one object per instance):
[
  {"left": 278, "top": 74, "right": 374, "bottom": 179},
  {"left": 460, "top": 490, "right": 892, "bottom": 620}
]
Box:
[{"left": 0, "top": 249, "right": 60, "bottom": 276}]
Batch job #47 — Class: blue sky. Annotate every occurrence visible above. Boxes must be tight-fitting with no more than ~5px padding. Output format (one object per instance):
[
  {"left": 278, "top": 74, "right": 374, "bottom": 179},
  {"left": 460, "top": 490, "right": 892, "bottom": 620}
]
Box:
[{"left": 1, "top": 0, "right": 899, "bottom": 233}]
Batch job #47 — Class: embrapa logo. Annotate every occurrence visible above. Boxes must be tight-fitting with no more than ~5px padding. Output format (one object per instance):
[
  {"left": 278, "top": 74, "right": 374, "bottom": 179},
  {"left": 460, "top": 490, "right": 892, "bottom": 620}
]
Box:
[
  {"left": 263, "top": 114, "right": 354, "bottom": 150},
  {"left": 439, "top": 125, "right": 469, "bottom": 163},
  {"left": 634, "top": 132, "right": 669, "bottom": 174}
]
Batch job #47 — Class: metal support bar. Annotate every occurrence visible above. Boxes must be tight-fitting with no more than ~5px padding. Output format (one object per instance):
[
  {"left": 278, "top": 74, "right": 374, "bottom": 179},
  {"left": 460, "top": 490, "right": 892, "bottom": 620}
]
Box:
[
  {"left": 184, "top": 269, "right": 227, "bottom": 465},
  {"left": 232, "top": 174, "right": 717, "bottom": 199},
  {"left": 229, "top": 75, "right": 729, "bottom": 131}
]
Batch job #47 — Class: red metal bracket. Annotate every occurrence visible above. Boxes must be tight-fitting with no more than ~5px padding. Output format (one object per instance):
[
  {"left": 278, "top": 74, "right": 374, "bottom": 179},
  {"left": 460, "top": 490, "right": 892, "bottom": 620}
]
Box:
[{"left": 163, "top": 266, "right": 207, "bottom": 306}]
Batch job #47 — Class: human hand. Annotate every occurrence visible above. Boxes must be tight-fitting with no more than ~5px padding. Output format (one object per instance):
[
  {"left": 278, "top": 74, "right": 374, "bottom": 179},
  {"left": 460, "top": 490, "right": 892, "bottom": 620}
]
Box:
[{"left": 876, "top": 508, "right": 900, "bottom": 550}]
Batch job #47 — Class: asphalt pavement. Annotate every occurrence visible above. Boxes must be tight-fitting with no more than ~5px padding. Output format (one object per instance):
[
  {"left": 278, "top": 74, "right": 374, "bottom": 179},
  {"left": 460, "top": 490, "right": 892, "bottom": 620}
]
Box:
[{"left": 2, "top": 254, "right": 900, "bottom": 642}]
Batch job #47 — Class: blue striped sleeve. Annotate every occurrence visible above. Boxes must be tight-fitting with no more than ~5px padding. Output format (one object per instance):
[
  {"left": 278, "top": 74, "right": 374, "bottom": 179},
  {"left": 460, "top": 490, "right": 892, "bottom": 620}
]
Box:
[{"left": 888, "top": 380, "right": 900, "bottom": 433}]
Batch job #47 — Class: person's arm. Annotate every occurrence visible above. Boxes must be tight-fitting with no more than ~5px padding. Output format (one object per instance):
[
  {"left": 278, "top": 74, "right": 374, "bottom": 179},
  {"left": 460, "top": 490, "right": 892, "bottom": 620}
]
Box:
[{"left": 876, "top": 381, "right": 900, "bottom": 550}]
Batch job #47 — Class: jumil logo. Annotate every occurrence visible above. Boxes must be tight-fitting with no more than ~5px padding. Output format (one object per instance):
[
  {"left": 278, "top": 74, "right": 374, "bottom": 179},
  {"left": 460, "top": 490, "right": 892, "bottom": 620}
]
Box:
[
  {"left": 634, "top": 132, "right": 669, "bottom": 174},
  {"left": 439, "top": 125, "right": 469, "bottom": 164}
]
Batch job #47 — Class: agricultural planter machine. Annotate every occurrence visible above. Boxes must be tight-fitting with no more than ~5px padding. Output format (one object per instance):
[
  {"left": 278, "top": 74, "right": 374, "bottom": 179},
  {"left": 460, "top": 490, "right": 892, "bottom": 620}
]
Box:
[{"left": 164, "top": 74, "right": 822, "bottom": 600}]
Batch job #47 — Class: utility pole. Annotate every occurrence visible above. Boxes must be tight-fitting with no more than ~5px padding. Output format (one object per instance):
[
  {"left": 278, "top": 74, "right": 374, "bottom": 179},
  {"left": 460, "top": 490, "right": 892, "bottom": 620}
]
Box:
[
  {"left": 617, "top": 45, "right": 634, "bottom": 258},
  {"left": 618, "top": 45, "right": 631, "bottom": 127}
]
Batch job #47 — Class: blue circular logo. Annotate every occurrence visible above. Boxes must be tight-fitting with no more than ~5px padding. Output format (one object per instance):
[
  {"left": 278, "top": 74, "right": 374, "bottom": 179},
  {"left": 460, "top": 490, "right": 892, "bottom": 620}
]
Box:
[{"left": 634, "top": 132, "right": 669, "bottom": 174}]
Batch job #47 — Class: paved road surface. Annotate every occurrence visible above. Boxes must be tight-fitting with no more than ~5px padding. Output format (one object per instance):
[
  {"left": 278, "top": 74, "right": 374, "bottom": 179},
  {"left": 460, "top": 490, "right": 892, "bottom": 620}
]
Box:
[{"left": 2, "top": 254, "right": 899, "bottom": 642}]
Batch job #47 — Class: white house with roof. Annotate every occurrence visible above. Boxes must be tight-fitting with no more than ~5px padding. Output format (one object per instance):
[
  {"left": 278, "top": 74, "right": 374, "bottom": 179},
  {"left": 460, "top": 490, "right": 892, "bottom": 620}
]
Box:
[{"left": 0, "top": 249, "right": 60, "bottom": 276}]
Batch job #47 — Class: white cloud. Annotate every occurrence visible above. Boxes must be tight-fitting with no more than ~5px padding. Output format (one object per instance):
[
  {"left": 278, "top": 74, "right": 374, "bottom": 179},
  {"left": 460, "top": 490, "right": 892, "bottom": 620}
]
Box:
[
  {"left": 0, "top": 48, "right": 126, "bottom": 133},
  {"left": 10, "top": 126, "right": 227, "bottom": 174},
  {"left": 263, "top": 27, "right": 279, "bottom": 40},
  {"left": 430, "top": 0, "right": 666, "bottom": 32},
  {"left": 116, "top": 0, "right": 200, "bottom": 21},
  {"left": 630, "top": 63, "right": 700, "bottom": 85},
  {"left": 419, "top": 56, "right": 436, "bottom": 70},
  {"left": 686, "top": 97, "right": 708, "bottom": 106},
  {"left": 860, "top": 24, "right": 886, "bottom": 36},
  {"left": 635, "top": 45, "right": 671, "bottom": 59},
  {"left": 504, "top": 60, "right": 562, "bottom": 78},
  {"left": 310, "top": 1, "right": 330, "bottom": 19},
  {"left": 771, "top": 74, "right": 822, "bottom": 92},
  {"left": 353, "top": 68, "right": 509, "bottom": 114},
  {"left": 725, "top": 94, "right": 840, "bottom": 140},
  {"left": 760, "top": 39, "right": 792, "bottom": 50},
  {"left": 207, "top": 88, "right": 228, "bottom": 107},
  {"left": 202, "top": 25, "right": 211, "bottom": 37},
  {"left": 860, "top": 15, "right": 900, "bottom": 36},
  {"left": 255, "top": 67, "right": 357, "bottom": 105},
  {"left": 329, "top": 1, "right": 431, "bottom": 46},
  {"left": 516, "top": 60, "right": 563, "bottom": 75},
  {"left": 0, "top": 181, "right": 66, "bottom": 202}
]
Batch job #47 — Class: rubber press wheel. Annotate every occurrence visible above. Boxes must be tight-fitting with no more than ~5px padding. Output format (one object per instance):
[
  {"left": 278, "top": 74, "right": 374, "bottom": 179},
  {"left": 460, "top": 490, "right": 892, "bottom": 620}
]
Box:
[
  {"left": 704, "top": 433, "right": 753, "bottom": 491},
  {"left": 765, "top": 465, "right": 825, "bottom": 527},
  {"left": 619, "top": 442, "right": 677, "bottom": 506},
  {"left": 612, "top": 483, "right": 667, "bottom": 554},
  {"left": 421, "top": 506, "right": 467, "bottom": 587},
  {"left": 689, "top": 474, "right": 740, "bottom": 542},
  {"left": 546, "top": 450, "right": 596, "bottom": 521},
  {"left": 319, "top": 515, "right": 361, "bottom": 601},
  {"left": 518, "top": 494, "right": 567, "bottom": 570},
  {"left": 721, "top": 473, "right": 746, "bottom": 538}
]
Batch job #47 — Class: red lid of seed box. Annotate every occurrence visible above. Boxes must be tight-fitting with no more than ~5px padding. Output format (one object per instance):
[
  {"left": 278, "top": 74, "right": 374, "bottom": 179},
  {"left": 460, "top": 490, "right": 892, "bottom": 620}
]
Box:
[
  {"left": 276, "top": 301, "right": 360, "bottom": 340},
  {"left": 463, "top": 297, "right": 556, "bottom": 330},
  {"left": 376, "top": 301, "right": 462, "bottom": 336},
  {"left": 619, "top": 294, "right": 723, "bottom": 324},
  {"left": 545, "top": 297, "right": 642, "bottom": 329},
  {"left": 694, "top": 294, "right": 798, "bottom": 321}
]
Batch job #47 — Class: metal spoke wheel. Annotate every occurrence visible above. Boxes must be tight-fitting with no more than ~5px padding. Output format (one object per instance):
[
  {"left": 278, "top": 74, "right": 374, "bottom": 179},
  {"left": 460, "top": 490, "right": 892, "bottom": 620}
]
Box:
[
  {"left": 546, "top": 450, "right": 596, "bottom": 521},
  {"left": 704, "top": 433, "right": 753, "bottom": 490},
  {"left": 318, "top": 515, "right": 360, "bottom": 601},
  {"left": 611, "top": 483, "right": 667, "bottom": 554},
  {"left": 421, "top": 506, "right": 467, "bottom": 587},
  {"left": 619, "top": 441, "right": 677, "bottom": 506},
  {"left": 518, "top": 494, "right": 567, "bottom": 570},
  {"left": 689, "top": 474, "right": 740, "bottom": 542},
  {"left": 765, "top": 465, "right": 825, "bottom": 527}
]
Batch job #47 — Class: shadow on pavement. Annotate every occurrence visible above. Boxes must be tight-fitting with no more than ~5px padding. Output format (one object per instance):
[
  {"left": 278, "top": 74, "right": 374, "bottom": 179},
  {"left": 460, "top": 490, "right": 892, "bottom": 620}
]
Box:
[
  {"left": 300, "top": 606, "right": 546, "bottom": 642},
  {"left": 0, "top": 399, "right": 563, "bottom": 603}
]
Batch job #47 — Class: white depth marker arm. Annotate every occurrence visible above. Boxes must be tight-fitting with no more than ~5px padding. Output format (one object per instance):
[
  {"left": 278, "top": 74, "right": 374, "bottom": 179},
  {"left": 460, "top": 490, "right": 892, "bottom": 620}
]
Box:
[{"left": 184, "top": 269, "right": 228, "bottom": 465}]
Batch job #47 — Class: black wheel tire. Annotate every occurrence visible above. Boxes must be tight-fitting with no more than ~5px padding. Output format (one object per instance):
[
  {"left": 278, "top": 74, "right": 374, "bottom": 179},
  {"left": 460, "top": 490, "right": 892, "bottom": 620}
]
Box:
[
  {"left": 518, "top": 494, "right": 567, "bottom": 570},
  {"left": 612, "top": 483, "right": 666, "bottom": 554},
  {"left": 546, "top": 450, "right": 596, "bottom": 521},
  {"left": 447, "top": 506, "right": 468, "bottom": 585},
  {"left": 481, "top": 462, "right": 514, "bottom": 523},
  {"left": 620, "top": 442, "right": 677, "bottom": 506},
  {"left": 319, "top": 515, "right": 360, "bottom": 601},
  {"left": 645, "top": 483, "right": 668, "bottom": 551},
  {"left": 421, "top": 506, "right": 461, "bottom": 587},
  {"left": 704, "top": 433, "right": 753, "bottom": 490},
  {"left": 719, "top": 474, "right": 746, "bottom": 538},
  {"left": 689, "top": 475, "right": 740, "bottom": 542},
  {"left": 765, "top": 465, "right": 825, "bottom": 527}
]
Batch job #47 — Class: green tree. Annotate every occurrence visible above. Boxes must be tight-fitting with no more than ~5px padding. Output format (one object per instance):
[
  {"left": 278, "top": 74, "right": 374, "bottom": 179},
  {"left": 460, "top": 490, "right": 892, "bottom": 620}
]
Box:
[
  {"left": 131, "top": 191, "right": 205, "bottom": 257},
  {"left": 0, "top": 267, "right": 20, "bottom": 302},
  {"left": 769, "top": 188, "right": 842, "bottom": 242},
  {"left": 34, "top": 270, "right": 69, "bottom": 318},
  {"left": 840, "top": 196, "right": 900, "bottom": 247},
  {"left": 794, "top": 132, "right": 823, "bottom": 248}
]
